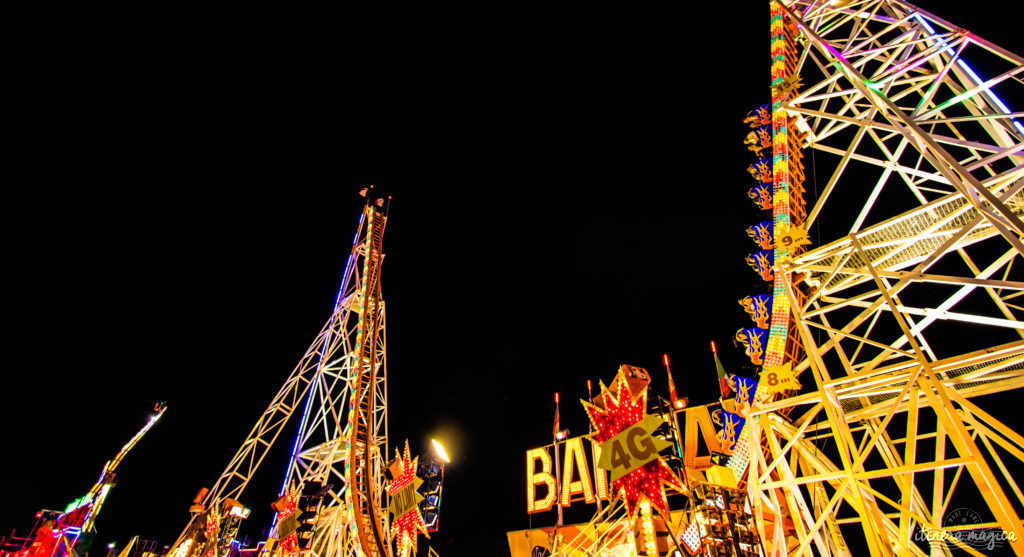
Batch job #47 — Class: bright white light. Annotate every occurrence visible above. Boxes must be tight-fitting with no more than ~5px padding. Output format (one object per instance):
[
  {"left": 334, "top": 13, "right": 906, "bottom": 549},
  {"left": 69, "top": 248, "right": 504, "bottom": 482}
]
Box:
[{"left": 431, "top": 439, "right": 450, "bottom": 463}]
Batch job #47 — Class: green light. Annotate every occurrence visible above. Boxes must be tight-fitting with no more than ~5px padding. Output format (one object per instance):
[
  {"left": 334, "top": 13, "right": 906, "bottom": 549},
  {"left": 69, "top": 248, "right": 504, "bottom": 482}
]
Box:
[{"left": 64, "top": 494, "right": 93, "bottom": 513}]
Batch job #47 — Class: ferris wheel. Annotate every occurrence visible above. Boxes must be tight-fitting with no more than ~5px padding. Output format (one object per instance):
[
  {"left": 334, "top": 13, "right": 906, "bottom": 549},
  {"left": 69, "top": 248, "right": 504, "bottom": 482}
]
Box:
[{"left": 538, "top": 1, "right": 1024, "bottom": 556}]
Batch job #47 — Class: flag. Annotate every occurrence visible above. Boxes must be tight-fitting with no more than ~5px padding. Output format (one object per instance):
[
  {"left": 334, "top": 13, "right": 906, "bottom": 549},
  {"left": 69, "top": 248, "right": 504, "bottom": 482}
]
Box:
[
  {"left": 712, "top": 342, "right": 732, "bottom": 399},
  {"left": 552, "top": 393, "right": 560, "bottom": 436},
  {"left": 663, "top": 354, "right": 679, "bottom": 407}
]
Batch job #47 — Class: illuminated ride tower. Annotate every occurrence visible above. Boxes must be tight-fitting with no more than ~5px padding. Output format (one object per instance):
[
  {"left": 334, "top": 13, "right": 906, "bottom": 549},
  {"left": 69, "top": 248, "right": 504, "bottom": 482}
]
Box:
[
  {"left": 16, "top": 404, "right": 167, "bottom": 557},
  {"left": 515, "top": 1, "right": 1024, "bottom": 555},
  {"left": 167, "top": 193, "right": 406, "bottom": 557},
  {"left": 739, "top": 1, "right": 1024, "bottom": 556}
]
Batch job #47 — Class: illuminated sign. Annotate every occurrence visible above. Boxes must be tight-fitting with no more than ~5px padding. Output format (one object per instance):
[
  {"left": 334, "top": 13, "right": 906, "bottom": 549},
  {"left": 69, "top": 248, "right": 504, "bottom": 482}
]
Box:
[
  {"left": 597, "top": 415, "right": 671, "bottom": 482},
  {"left": 526, "top": 437, "right": 605, "bottom": 514},
  {"left": 526, "top": 404, "right": 726, "bottom": 513},
  {"left": 759, "top": 361, "right": 801, "bottom": 394},
  {"left": 389, "top": 480, "right": 423, "bottom": 518}
]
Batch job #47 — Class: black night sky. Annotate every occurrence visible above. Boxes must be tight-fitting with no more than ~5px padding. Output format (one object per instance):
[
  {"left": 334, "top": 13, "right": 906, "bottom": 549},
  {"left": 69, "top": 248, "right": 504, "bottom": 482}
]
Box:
[{"left": 4, "top": 3, "right": 1023, "bottom": 557}]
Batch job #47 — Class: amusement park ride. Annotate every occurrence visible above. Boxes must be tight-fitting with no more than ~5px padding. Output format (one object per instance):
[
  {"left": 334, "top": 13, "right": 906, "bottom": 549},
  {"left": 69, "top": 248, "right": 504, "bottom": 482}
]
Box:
[
  {"left": 163, "top": 190, "right": 444, "bottom": 557},
  {"left": 511, "top": 0, "right": 1024, "bottom": 555},
  {"left": 4, "top": 404, "right": 168, "bottom": 557},
  {"left": 10, "top": 1, "right": 1023, "bottom": 556}
]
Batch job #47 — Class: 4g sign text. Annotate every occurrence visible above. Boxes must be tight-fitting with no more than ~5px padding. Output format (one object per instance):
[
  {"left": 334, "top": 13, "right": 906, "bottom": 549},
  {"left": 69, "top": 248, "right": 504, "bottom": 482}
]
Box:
[
  {"left": 526, "top": 403, "right": 728, "bottom": 514},
  {"left": 597, "top": 415, "right": 671, "bottom": 482}
]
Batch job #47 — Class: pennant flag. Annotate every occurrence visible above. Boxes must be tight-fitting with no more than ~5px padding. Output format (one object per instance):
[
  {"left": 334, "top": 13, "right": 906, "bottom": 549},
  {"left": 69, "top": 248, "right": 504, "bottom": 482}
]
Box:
[
  {"left": 552, "top": 393, "right": 560, "bottom": 436},
  {"left": 663, "top": 354, "right": 679, "bottom": 408},
  {"left": 712, "top": 342, "right": 732, "bottom": 399}
]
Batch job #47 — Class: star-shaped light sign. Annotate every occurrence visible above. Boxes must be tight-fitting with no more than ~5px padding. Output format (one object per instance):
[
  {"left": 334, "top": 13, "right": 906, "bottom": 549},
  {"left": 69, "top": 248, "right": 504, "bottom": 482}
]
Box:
[
  {"left": 583, "top": 372, "right": 684, "bottom": 519},
  {"left": 387, "top": 440, "right": 428, "bottom": 557},
  {"left": 273, "top": 484, "right": 299, "bottom": 557}
]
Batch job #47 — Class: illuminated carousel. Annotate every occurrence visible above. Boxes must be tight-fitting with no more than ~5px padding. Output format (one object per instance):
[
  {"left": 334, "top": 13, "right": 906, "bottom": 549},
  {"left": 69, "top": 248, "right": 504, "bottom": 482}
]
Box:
[{"left": 510, "top": 1, "right": 1024, "bottom": 555}]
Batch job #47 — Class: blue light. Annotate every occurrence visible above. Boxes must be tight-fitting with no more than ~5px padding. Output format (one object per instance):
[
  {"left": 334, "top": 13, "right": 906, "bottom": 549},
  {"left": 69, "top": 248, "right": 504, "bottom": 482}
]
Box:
[{"left": 280, "top": 209, "right": 367, "bottom": 497}]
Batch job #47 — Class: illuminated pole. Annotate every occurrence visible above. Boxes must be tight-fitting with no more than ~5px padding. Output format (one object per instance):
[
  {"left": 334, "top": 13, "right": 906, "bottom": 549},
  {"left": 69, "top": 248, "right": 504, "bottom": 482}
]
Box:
[
  {"left": 662, "top": 354, "right": 684, "bottom": 459},
  {"left": 430, "top": 438, "right": 450, "bottom": 536},
  {"left": 662, "top": 354, "right": 690, "bottom": 502},
  {"left": 638, "top": 500, "right": 657, "bottom": 557},
  {"left": 553, "top": 392, "right": 563, "bottom": 528},
  {"left": 83, "top": 404, "right": 167, "bottom": 532},
  {"left": 587, "top": 379, "right": 602, "bottom": 514}
]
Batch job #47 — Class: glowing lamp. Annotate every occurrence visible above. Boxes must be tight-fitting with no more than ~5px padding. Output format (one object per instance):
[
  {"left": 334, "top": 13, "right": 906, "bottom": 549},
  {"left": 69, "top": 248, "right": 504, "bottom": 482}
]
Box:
[
  {"left": 711, "top": 341, "right": 717, "bottom": 353},
  {"left": 431, "top": 439, "right": 450, "bottom": 464},
  {"left": 554, "top": 429, "right": 570, "bottom": 441},
  {"left": 228, "top": 505, "right": 251, "bottom": 519}
]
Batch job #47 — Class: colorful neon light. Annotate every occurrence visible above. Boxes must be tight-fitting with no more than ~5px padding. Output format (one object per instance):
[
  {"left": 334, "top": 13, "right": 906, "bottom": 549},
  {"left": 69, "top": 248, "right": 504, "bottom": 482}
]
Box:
[
  {"left": 281, "top": 210, "right": 367, "bottom": 497},
  {"left": 913, "top": 14, "right": 1024, "bottom": 136},
  {"left": 725, "top": 0, "right": 793, "bottom": 479}
]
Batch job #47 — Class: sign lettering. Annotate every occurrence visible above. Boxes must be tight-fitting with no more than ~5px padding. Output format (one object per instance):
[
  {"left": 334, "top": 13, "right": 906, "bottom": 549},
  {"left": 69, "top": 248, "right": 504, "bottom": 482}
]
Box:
[
  {"left": 526, "top": 403, "right": 724, "bottom": 513},
  {"left": 560, "top": 437, "right": 595, "bottom": 506},
  {"left": 526, "top": 448, "right": 556, "bottom": 513},
  {"left": 598, "top": 415, "right": 670, "bottom": 482},
  {"left": 759, "top": 362, "right": 801, "bottom": 395},
  {"left": 392, "top": 483, "right": 418, "bottom": 518}
]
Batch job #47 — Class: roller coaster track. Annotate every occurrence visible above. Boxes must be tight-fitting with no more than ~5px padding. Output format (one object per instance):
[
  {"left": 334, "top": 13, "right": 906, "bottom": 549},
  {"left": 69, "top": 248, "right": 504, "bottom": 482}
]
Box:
[
  {"left": 167, "top": 198, "right": 392, "bottom": 557},
  {"left": 345, "top": 205, "right": 389, "bottom": 556}
]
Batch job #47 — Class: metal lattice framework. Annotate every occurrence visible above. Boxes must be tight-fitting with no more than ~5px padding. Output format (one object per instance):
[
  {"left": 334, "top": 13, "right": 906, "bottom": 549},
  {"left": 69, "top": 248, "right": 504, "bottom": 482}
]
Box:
[
  {"left": 547, "top": 1, "right": 1024, "bottom": 555},
  {"left": 168, "top": 200, "right": 392, "bottom": 557},
  {"left": 746, "top": 0, "right": 1024, "bottom": 555}
]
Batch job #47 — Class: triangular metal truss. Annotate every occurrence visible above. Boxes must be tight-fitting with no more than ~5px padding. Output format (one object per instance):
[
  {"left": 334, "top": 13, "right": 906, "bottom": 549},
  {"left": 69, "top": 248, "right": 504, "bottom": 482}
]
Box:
[
  {"left": 168, "top": 201, "right": 392, "bottom": 557},
  {"left": 749, "top": 1, "right": 1024, "bottom": 555}
]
